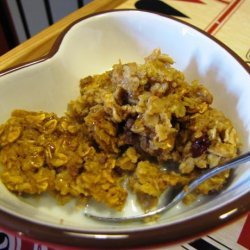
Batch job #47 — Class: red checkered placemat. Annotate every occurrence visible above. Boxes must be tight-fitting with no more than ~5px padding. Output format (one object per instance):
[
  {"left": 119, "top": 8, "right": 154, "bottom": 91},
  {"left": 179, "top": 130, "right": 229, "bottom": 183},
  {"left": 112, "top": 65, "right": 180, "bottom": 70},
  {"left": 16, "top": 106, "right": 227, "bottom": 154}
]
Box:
[{"left": 0, "top": 213, "right": 249, "bottom": 249}]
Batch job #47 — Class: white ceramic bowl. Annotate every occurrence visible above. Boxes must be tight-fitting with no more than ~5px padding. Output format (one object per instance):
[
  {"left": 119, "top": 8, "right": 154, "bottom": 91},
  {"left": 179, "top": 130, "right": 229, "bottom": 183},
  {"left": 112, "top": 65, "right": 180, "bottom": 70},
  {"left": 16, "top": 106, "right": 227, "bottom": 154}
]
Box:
[{"left": 0, "top": 10, "right": 249, "bottom": 248}]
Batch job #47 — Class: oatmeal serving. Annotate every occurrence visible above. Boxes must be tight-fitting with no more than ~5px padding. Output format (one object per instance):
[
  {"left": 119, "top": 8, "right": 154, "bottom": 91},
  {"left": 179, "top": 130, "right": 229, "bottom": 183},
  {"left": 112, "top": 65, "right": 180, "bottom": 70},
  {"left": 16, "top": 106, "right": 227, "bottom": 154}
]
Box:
[{"left": 0, "top": 49, "right": 240, "bottom": 212}]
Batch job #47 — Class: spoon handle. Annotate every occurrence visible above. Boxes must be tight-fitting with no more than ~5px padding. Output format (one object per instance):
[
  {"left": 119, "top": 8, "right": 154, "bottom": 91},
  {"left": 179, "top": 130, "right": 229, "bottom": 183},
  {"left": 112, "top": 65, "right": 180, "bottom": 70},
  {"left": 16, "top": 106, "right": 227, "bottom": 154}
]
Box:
[
  {"left": 180, "top": 151, "right": 250, "bottom": 196},
  {"left": 161, "top": 151, "right": 250, "bottom": 214}
]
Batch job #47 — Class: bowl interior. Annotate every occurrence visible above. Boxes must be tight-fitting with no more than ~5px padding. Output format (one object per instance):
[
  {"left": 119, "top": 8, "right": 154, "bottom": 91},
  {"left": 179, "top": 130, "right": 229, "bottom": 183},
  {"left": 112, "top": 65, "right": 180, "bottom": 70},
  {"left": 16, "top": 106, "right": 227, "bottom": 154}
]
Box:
[{"left": 0, "top": 11, "right": 249, "bottom": 233}]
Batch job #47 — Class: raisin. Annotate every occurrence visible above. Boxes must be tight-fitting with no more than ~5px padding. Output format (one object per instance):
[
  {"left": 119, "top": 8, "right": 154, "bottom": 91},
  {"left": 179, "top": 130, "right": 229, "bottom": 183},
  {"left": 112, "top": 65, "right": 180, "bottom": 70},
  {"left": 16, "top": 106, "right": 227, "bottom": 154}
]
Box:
[
  {"left": 125, "top": 117, "right": 135, "bottom": 130},
  {"left": 115, "top": 87, "right": 129, "bottom": 105},
  {"left": 191, "top": 134, "right": 211, "bottom": 158},
  {"left": 144, "top": 82, "right": 151, "bottom": 91},
  {"left": 124, "top": 131, "right": 138, "bottom": 145}
]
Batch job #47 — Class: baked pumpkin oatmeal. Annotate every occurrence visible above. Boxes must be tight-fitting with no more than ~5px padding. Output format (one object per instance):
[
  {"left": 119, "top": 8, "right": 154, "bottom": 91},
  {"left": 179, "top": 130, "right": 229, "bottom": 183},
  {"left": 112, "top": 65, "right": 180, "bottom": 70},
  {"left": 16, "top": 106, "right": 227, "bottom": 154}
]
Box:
[{"left": 0, "top": 49, "right": 240, "bottom": 212}]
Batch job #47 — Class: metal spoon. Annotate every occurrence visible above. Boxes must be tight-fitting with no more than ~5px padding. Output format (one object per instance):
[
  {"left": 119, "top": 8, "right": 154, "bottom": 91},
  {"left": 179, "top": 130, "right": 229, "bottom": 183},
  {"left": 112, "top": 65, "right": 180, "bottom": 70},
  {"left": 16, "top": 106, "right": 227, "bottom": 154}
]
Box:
[{"left": 84, "top": 152, "right": 250, "bottom": 222}]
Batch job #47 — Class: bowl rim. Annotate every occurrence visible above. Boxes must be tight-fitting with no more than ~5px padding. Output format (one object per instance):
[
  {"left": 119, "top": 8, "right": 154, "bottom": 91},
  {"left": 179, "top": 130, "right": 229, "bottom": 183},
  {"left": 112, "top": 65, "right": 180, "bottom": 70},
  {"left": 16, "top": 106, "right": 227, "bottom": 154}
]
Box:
[
  {"left": 0, "top": 9, "right": 249, "bottom": 77},
  {"left": 0, "top": 9, "right": 249, "bottom": 248}
]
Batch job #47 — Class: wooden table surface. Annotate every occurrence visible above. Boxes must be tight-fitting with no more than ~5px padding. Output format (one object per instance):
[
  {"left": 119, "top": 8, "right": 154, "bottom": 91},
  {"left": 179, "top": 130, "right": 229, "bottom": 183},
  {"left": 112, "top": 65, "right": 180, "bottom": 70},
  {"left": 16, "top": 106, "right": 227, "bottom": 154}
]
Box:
[
  {"left": 0, "top": 0, "right": 127, "bottom": 71},
  {"left": 0, "top": 0, "right": 249, "bottom": 249}
]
